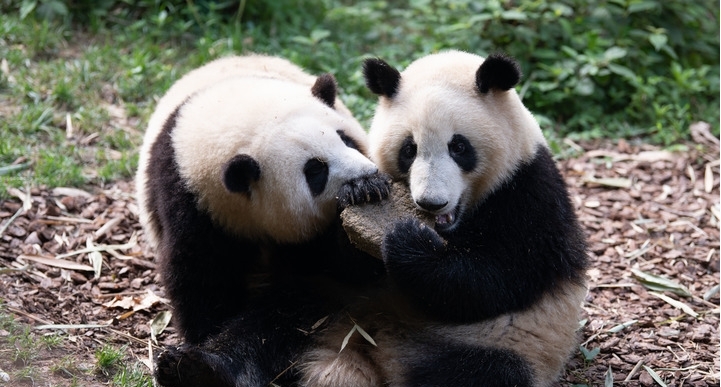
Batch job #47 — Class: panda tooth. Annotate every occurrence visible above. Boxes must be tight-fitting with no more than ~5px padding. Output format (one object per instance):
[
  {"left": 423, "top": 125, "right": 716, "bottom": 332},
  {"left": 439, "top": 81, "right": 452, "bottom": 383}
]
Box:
[
  {"left": 436, "top": 215, "right": 444, "bottom": 224},
  {"left": 435, "top": 212, "right": 454, "bottom": 225}
]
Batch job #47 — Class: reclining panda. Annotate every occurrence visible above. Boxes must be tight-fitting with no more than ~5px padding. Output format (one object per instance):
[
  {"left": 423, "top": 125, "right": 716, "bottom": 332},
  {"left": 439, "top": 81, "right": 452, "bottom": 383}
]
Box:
[
  {"left": 299, "top": 50, "right": 590, "bottom": 387},
  {"left": 135, "top": 54, "right": 390, "bottom": 386}
]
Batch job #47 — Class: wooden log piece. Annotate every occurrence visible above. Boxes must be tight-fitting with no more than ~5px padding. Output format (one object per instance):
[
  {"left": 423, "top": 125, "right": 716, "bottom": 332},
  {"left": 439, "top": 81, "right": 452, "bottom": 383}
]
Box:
[{"left": 340, "top": 182, "right": 436, "bottom": 259}]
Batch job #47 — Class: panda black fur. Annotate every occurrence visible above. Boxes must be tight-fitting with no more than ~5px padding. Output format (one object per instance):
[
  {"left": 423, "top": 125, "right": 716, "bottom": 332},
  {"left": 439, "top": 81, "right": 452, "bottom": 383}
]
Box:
[
  {"left": 299, "top": 50, "right": 589, "bottom": 387},
  {"left": 135, "top": 54, "right": 390, "bottom": 386}
]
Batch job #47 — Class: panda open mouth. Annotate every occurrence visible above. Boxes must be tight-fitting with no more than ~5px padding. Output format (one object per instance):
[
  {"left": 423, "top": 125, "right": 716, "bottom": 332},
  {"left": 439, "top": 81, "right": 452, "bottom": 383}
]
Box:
[{"left": 434, "top": 206, "right": 459, "bottom": 231}]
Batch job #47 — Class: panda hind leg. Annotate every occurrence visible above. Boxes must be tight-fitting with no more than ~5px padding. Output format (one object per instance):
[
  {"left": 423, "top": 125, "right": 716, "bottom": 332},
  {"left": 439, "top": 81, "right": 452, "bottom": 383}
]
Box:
[
  {"left": 404, "top": 344, "right": 533, "bottom": 387},
  {"left": 154, "top": 344, "right": 235, "bottom": 387}
]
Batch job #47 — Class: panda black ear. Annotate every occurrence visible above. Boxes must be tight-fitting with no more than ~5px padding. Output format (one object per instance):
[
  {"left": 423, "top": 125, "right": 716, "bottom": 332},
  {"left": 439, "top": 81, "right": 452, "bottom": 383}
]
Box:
[
  {"left": 363, "top": 58, "right": 401, "bottom": 98},
  {"left": 222, "top": 154, "right": 261, "bottom": 196},
  {"left": 475, "top": 53, "right": 522, "bottom": 94},
  {"left": 311, "top": 73, "right": 337, "bottom": 108}
]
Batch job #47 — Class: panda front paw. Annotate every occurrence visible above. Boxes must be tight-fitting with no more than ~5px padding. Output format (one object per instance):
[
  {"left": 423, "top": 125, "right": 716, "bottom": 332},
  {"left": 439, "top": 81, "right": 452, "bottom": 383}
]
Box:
[
  {"left": 337, "top": 172, "right": 391, "bottom": 208},
  {"left": 383, "top": 218, "right": 446, "bottom": 265},
  {"left": 154, "top": 345, "right": 232, "bottom": 387}
]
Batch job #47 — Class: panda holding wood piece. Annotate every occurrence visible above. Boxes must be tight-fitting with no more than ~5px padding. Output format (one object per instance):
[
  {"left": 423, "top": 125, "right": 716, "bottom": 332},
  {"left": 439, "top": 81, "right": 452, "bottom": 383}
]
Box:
[
  {"left": 310, "top": 50, "right": 589, "bottom": 387},
  {"left": 135, "top": 54, "right": 390, "bottom": 386}
]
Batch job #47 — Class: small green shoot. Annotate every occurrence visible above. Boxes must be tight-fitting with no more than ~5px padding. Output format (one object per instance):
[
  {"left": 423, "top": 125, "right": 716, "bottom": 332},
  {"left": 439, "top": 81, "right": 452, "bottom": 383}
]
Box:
[
  {"left": 111, "top": 363, "right": 153, "bottom": 387},
  {"left": 95, "top": 344, "right": 126, "bottom": 376},
  {"left": 579, "top": 345, "right": 600, "bottom": 362},
  {"left": 40, "top": 332, "right": 64, "bottom": 350}
]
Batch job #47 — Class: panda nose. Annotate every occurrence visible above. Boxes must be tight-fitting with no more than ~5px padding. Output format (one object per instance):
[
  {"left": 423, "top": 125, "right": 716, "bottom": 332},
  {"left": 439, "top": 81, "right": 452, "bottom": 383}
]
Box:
[{"left": 416, "top": 199, "right": 448, "bottom": 212}]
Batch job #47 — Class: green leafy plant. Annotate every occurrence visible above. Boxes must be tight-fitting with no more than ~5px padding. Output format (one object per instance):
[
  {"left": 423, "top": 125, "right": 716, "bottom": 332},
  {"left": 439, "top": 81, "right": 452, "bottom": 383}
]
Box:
[{"left": 0, "top": 0, "right": 717, "bottom": 197}]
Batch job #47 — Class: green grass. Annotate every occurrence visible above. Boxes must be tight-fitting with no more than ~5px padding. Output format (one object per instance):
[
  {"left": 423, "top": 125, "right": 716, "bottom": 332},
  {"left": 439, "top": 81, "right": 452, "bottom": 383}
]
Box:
[
  {"left": 0, "top": 303, "right": 153, "bottom": 386},
  {"left": 0, "top": 0, "right": 718, "bottom": 197},
  {"left": 95, "top": 344, "right": 126, "bottom": 376}
]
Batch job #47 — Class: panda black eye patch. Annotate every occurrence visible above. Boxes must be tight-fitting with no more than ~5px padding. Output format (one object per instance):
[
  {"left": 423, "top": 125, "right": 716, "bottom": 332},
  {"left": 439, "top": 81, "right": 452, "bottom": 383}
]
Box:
[
  {"left": 397, "top": 136, "right": 417, "bottom": 174},
  {"left": 336, "top": 130, "right": 360, "bottom": 150},
  {"left": 448, "top": 134, "right": 476, "bottom": 172},
  {"left": 304, "top": 158, "right": 329, "bottom": 197}
]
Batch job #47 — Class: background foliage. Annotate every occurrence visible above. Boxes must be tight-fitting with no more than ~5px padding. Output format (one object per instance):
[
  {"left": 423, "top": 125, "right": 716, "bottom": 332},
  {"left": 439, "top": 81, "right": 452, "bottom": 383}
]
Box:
[{"left": 0, "top": 0, "right": 719, "bottom": 195}]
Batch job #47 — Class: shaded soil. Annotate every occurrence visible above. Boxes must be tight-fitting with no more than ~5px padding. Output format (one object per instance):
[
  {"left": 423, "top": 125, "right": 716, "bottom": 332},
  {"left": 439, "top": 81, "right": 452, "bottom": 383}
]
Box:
[{"left": 0, "top": 136, "right": 719, "bottom": 386}]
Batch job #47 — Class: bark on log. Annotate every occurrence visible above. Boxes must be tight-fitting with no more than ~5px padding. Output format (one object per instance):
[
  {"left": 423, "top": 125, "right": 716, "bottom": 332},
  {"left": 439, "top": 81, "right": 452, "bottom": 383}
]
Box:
[{"left": 340, "top": 182, "right": 435, "bottom": 259}]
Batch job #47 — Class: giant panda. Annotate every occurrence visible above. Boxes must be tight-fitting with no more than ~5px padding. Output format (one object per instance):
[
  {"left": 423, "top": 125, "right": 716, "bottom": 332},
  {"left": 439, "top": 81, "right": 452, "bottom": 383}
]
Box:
[
  {"left": 134, "top": 54, "right": 391, "bottom": 386},
  {"left": 299, "top": 50, "right": 589, "bottom": 387}
]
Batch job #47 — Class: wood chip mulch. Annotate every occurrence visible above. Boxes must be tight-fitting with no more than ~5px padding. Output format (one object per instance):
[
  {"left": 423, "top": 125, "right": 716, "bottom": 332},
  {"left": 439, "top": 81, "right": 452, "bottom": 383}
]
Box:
[{"left": 0, "top": 134, "right": 719, "bottom": 386}]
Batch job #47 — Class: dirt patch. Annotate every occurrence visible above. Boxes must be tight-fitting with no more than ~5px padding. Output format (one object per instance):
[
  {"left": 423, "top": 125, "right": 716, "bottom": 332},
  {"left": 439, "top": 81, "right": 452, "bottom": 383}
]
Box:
[{"left": 0, "top": 138, "right": 718, "bottom": 386}]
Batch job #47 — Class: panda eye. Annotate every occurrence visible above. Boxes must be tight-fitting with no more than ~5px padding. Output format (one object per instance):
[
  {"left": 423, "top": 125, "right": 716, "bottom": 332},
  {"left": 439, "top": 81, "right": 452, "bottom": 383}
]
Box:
[
  {"left": 304, "top": 158, "right": 329, "bottom": 197},
  {"left": 449, "top": 139, "right": 466, "bottom": 156},
  {"left": 448, "top": 134, "right": 477, "bottom": 172},
  {"left": 397, "top": 136, "right": 417, "bottom": 174}
]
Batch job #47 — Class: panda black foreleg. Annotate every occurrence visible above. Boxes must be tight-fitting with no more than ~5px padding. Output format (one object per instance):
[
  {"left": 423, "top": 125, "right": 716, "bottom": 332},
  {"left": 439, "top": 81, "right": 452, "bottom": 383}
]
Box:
[
  {"left": 382, "top": 218, "right": 470, "bottom": 320},
  {"left": 156, "top": 282, "right": 333, "bottom": 387},
  {"left": 382, "top": 218, "right": 509, "bottom": 323},
  {"left": 337, "top": 172, "right": 391, "bottom": 208},
  {"left": 155, "top": 313, "right": 315, "bottom": 387},
  {"left": 155, "top": 344, "right": 237, "bottom": 387},
  {"left": 402, "top": 342, "right": 533, "bottom": 387}
]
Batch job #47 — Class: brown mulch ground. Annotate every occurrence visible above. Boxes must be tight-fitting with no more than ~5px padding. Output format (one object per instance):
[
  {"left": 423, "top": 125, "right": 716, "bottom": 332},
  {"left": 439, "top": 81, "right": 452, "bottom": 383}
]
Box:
[{"left": 0, "top": 134, "right": 719, "bottom": 386}]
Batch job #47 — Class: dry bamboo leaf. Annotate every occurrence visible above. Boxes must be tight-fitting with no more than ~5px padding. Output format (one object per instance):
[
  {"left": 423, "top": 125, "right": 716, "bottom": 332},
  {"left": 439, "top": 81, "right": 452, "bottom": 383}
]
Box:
[
  {"left": 311, "top": 316, "right": 329, "bottom": 330},
  {"left": 0, "top": 264, "right": 29, "bottom": 274},
  {"left": 631, "top": 268, "right": 692, "bottom": 297},
  {"left": 625, "top": 240, "right": 653, "bottom": 260},
  {"left": 51, "top": 187, "right": 93, "bottom": 198},
  {"left": 686, "top": 165, "right": 696, "bottom": 184},
  {"left": 584, "top": 200, "right": 601, "bottom": 208},
  {"left": 150, "top": 311, "right": 172, "bottom": 344},
  {"left": 0, "top": 187, "right": 32, "bottom": 237},
  {"left": 355, "top": 324, "right": 377, "bottom": 347},
  {"left": 95, "top": 217, "right": 122, "bottom": 238},
  {"left": 340, "top": 325, "right": 356, "bottom": 352},
  {"left": 604, "top": 366, "right": 614, "bottom": 387},
  {"left": 339, "top": 323, "right": 377, "bottom": 352},
  {"left": 0, "top": 58, "right": 8, "bottom": 76},
  {"left": 35, "top": 323, "right": 110, "bottom": 330},
  {"left": 55, "top": 233, "right": 138, "bottom": 259},
  {"left": 703, "top": 285, "right": 720, "bottom": 301},
  {"left": 608, "top": 320, "right": 638, "bottom": 333},
  {"left": 642, "top": 365, "right": 669, "bottom": 387},
  {"left": 648, "top": 292, "right": 698, "bottom": 318},
  {"left": 146, "top": 338, "right": 155, "bottom": 374},
  {"left": 46, "top": 215, "right": 93, "bottom": 224},
  {"left": 633, "top": 151, "right": 675, "bottom": 162},
  {"left": 624, "top": 360, "right": 645, "bottom": 382},
  {"left": 104, "top": 290, "right": 166, "bottom": 312},
  {"left": 86, "top": 238, "right": 103, "bottom": 280},
  {"left": 711, "top": 204, "right": 720, "bottom": 222},
  {"left": 583, "top": 176, "right": 633, "bottom": 188},
  {"left": 65, "top": 113, "right": 73, "bottom": 139},
  {"left": 704, "top": 164, "right": 714, "bottom": 193},
  {"left": 0, "top": 162, "right": 31, "bottom": 176},
  {"left": 8, "top": 188, "right": 33, "bottom": 211},
  {"left": 17, "top": 255, "right": 94, "bottom": 272}
]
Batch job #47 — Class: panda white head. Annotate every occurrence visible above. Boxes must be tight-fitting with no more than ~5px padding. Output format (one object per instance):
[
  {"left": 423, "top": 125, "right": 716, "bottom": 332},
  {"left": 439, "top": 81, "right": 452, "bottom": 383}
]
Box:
[
  {"left": 363, "top": 50, "right": 546, "bottom": 232},
  {"left": 172, "top": 73, "right": 379, "bottom": 243}
]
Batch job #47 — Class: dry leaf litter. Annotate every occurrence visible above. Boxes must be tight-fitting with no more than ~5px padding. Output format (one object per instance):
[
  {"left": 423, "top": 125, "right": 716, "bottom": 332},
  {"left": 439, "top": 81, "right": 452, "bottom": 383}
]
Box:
[{"left": 0, "top": 135, "right": 718, "bottom": 386}]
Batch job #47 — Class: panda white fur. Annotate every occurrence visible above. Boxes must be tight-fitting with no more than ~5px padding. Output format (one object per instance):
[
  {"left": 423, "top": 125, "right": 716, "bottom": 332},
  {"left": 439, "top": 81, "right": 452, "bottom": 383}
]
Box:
[
  {"left": 299, "top": 50, "right": 589, "bottom": 387},
  {"left": 135, "top": 54, "right": 391, "bottom": 386}
]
